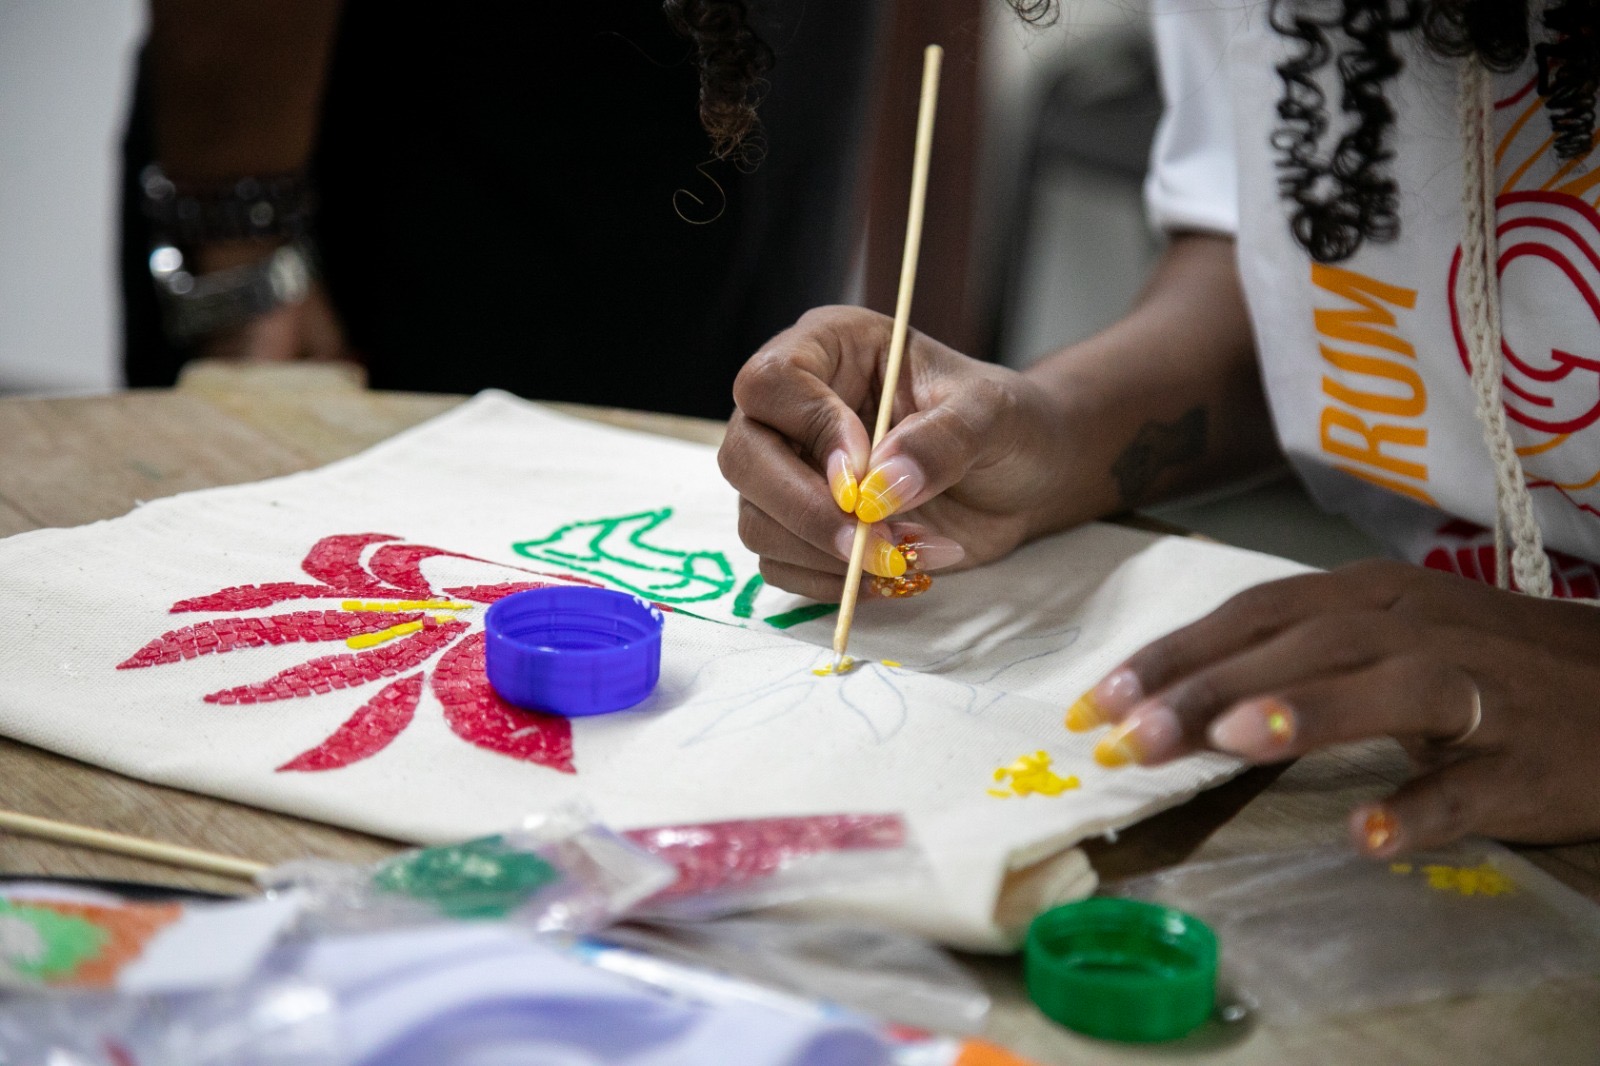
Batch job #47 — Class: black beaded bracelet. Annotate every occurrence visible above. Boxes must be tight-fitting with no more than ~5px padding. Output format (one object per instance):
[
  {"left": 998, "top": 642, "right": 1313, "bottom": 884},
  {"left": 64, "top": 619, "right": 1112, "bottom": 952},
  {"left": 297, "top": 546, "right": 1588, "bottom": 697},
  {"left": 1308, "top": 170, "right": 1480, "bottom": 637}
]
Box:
[{"left": 140, "top": 164, "right": 315, "bottom": 244}]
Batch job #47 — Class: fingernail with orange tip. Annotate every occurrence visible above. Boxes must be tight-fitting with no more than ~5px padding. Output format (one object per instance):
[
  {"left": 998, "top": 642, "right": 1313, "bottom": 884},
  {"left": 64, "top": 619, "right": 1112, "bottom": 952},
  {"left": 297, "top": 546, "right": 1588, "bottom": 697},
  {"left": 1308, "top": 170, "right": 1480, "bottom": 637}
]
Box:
[
  {"left": 1093, "top": 704, "right": 1181, "bottom": 768},
  {"left": 1359, "top": 806, "right": 1400, "bottom": 855},
  {"left": 854, "top": 456, "right": 924, "bottom": 525},
  {"left": 826, "top": 451, "right": 859, "bottom": 514},
  {"left": 1208, "top": 697, "right": 1296, "bottom": 756}
]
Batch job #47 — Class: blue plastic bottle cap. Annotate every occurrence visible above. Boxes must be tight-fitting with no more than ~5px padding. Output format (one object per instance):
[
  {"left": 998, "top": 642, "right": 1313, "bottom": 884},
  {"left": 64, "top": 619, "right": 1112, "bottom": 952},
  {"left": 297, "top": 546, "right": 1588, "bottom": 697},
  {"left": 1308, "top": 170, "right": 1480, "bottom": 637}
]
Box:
[{"left": 484, "top": 587, "right": 664, "bottom": 717}]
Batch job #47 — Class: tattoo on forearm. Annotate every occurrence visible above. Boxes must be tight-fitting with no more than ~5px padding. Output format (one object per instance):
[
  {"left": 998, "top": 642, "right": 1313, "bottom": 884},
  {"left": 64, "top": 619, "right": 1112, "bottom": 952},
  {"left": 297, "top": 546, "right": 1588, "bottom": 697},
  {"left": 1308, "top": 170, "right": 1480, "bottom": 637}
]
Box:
[{"left": 1110, "top": 407, "right": 1207, "bottom": 508}]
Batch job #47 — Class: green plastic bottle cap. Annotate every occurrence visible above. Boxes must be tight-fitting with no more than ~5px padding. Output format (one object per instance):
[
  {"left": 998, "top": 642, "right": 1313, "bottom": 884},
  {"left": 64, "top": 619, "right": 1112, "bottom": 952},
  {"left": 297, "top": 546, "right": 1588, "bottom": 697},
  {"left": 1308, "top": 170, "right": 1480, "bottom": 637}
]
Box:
[{"left": 1025, "top": 897, "right": 1218, "bottom": 1043}]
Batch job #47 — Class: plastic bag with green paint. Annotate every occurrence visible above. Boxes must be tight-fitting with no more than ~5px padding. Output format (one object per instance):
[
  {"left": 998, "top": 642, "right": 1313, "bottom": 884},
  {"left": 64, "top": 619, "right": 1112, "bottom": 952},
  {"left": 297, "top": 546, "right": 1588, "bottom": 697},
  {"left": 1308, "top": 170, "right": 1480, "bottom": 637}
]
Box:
[{"left": 264, "top": 805, "right": 675, "bottom": 936}]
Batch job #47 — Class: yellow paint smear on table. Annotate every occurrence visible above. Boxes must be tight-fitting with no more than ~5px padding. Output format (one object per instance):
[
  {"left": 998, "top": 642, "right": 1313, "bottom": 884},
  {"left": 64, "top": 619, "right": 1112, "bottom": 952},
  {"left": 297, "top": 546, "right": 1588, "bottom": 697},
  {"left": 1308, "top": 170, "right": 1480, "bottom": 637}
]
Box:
[
  {"left": 987, "top": 751, "right": 1080, "bottom": 798},
  {"left": 1419, "top": 863, "right": 1515, "bottom": 897},
  {"left": 1390, "top": 861, "right": 1514, "bottom": 897}
]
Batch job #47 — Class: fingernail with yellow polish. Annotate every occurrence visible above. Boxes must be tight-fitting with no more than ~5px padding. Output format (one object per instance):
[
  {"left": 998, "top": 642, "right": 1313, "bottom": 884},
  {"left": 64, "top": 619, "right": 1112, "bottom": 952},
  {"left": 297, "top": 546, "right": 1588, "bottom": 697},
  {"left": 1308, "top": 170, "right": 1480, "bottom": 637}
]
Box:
[
  {"left": 1065, "top": 693, "right": 1105, "bottom": 732},
  {"left": 855, "top": 456, "right": 924, "bottom": 525},
  {"left": 866, "top": 535, "right": 907, "bottom": 578},
  {"left": 827, "top": 451, "right": 859, "bottom": 514},
  {"left": 1094, "top": 721, "right": 1140, "bottom": 767},
  {"left": 1068, "top": 669, "right": 1143, "bottom": 732},
  {"left": 1208, "top": 697, "right": 1296, "bottom": 757},
  {"left": 1093, "top": 704, "right": 1181, "bottom": 768},
  {"left": 1092, "top": 669, "right": 1143, "bottom": 717}
]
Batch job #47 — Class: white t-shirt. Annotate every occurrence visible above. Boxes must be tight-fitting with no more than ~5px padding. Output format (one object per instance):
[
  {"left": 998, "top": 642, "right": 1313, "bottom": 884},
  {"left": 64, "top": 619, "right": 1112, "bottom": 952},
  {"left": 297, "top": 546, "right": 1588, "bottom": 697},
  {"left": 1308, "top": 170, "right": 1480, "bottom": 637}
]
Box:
[{"left": 1147, "top": 0, "right": 1600, "bottom": 596}]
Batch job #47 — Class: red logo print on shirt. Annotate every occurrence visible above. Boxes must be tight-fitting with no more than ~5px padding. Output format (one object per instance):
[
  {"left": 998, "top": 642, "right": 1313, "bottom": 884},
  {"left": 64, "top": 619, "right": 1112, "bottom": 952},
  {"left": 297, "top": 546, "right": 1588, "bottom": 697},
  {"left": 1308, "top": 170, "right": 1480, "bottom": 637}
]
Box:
[
  {"left": 1422, "top": 519, "right": 1600, "bottom": 597},
  {"left": 1450, "top": 191, "right": 1600, "bottom": 435},
  {"left": 117, "top": 533, "right": 605, "bottom": 774}
]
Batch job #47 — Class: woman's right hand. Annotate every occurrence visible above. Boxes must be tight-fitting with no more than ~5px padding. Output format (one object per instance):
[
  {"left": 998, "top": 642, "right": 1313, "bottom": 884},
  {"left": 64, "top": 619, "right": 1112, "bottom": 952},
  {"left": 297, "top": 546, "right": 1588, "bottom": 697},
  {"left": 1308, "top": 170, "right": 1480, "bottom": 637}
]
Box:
[{"left": 718, "top": 305, "right": 1086, "bottom": 600}]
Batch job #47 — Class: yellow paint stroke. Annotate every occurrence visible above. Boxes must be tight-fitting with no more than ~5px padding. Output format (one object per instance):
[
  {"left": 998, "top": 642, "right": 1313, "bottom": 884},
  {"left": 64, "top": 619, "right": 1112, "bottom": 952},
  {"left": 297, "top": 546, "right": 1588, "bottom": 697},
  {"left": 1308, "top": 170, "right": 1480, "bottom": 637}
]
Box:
[
  {"left": 1517, "top": 432, "right": 1569, "bottom": 458},
  {"left": 813, "top": 656, "right": 857, "bottom": 677},
  {"left": 988, "top": 751, "right": 1081, "bottom": 799},
  {"left": 343, "top": 599, "right": 471, "bottom": 613},
  {"left": 1392, "top": 862, "right": 1515, "bottom": 897},
  {"left": 346, "top": 620, "right": 425, "bottom": 650},
  {"left": 880, "top": 660, "right": 902, "bottom": 668},
  {"left": 1495, "top": 94, "right": 1544, "bottom": 167}
]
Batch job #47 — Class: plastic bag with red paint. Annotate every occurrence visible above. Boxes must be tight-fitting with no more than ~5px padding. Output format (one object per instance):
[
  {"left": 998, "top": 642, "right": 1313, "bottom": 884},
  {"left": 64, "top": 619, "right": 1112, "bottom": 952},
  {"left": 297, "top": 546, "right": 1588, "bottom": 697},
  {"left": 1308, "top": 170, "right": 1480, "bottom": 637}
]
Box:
[
  {"left": 262, "top": 805, "right": 675, "bottom": 937},
  {"left": 622, "top": 813, "right": 931, "bottom": 921}
]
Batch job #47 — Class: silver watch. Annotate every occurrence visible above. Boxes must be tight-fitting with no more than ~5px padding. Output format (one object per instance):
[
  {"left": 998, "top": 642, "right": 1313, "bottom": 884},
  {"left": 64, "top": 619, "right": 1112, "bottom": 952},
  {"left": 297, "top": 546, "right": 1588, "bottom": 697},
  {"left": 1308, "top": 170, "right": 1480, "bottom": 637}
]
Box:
[{"left": 149, "top": 239, "right": 316, "bottom": 342}]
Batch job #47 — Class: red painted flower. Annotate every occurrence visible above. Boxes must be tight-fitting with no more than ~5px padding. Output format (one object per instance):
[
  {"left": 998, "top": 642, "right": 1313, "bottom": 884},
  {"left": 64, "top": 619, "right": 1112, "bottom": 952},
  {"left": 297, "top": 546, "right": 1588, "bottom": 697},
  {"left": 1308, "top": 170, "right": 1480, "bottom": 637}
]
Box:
[{"left": 118, "top": 533, "right": 603, "bottom": 774}]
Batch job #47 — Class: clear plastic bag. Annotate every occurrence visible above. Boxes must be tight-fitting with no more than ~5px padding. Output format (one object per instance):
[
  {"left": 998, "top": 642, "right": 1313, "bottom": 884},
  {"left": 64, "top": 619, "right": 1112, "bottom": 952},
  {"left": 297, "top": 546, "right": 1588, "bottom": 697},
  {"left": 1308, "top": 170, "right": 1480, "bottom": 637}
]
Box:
[
  {"left": 595, "top": 916, "right": 991, "bottom": 1034},
  {"left": 1113, "top": 839, "right": 1600, "bottom": 1019},
  {"left": 622, "top": 813, "right": 931, "bottom": 921},
  {"left": 263, "top": 805, "right": 674, "bottom": 936}
]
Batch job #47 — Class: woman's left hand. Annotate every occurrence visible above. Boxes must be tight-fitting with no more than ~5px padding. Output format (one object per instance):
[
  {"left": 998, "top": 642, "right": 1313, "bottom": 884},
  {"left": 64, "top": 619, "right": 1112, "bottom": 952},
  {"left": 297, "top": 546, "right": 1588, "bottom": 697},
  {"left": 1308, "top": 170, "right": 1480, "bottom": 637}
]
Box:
[{"left": 1069, "top": 559, "right": 1600, "bottom": 854}]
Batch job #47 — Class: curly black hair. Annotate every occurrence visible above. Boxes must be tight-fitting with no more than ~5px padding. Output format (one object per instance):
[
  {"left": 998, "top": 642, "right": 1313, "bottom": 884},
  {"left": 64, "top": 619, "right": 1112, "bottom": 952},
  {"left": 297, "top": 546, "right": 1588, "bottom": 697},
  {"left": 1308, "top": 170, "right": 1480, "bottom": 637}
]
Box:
[
  {"left": 1270, "top": 0, "right": 1419, "bottom": 263},
  {"left": 1273, "top": 0, "right": 1597, "bottom": 262},
  {"left": 664, "top": 0, "right": 775, "bottom": 164},
  {"left": 1008, "top": 0, "right": 1600, "bottom": 263},
  {"left": 1535, "top": 0, "right": 1600, "bottom": 160}
]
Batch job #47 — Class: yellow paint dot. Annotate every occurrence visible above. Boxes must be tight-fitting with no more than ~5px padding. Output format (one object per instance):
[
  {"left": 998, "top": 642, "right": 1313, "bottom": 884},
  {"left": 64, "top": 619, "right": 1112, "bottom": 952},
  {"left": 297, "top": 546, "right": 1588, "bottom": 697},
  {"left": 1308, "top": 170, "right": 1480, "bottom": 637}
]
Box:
[
  {"left": 881, "top": 660, "right": 902, "bottom": 668},
  {"left": 346, "top": 620, "right": 425, "bottom": 650},
  {"left": 812, "top": 656, "right": 857, "bottom": 677},
  {"left": 988, "top": 751, "right": 1081, "bottom": 799},
  {"left": 1390, "top": 863, "right": 1413, "bottom": 874}
]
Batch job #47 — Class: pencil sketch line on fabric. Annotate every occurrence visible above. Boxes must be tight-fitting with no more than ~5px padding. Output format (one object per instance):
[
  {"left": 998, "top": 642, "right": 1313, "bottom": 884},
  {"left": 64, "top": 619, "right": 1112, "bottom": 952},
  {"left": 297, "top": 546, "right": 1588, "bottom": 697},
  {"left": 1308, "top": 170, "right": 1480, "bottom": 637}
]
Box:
[{"left": 675, "top": 650, "right": 909, "bottom": 748}]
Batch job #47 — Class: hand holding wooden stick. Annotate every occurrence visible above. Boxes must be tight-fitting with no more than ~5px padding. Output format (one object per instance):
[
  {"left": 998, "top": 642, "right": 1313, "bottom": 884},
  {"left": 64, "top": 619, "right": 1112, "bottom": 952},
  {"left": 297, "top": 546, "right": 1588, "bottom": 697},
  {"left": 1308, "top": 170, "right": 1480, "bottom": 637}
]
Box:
[{"left": 831, "top": 44, "right": 943, "bottom": 670}]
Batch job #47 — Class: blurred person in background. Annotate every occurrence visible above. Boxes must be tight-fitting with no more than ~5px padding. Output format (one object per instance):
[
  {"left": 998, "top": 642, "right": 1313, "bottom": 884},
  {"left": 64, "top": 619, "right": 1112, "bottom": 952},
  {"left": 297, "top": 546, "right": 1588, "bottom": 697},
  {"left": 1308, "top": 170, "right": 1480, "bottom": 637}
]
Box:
[{"left": 120, "top": 1, "right": 880, "bottom": 418}]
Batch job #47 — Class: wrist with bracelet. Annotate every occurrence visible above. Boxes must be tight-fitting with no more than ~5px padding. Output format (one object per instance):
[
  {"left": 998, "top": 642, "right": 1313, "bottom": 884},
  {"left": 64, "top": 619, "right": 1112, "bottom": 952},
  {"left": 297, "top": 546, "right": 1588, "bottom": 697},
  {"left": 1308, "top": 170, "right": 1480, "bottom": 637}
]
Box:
[{"left": 140, "top": 164, "right": 320, "bottom": 343}]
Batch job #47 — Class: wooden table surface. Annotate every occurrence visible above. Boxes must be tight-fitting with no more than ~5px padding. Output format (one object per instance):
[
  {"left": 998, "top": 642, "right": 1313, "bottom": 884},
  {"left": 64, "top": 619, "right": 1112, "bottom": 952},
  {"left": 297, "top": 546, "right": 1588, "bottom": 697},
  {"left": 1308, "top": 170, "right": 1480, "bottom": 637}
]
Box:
[{"left": 1, "top": 366, "right": 1597, "bottom": 1064}]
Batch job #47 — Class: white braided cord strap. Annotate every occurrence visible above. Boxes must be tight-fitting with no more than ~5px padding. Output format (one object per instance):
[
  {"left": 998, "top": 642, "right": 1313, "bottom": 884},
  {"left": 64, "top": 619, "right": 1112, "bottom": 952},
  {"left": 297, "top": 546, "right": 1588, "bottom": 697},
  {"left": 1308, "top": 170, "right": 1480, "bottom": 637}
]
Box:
[{"left": 1457, "top": 58, "right": 1553, "bottom": 598}]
